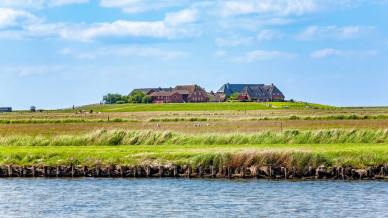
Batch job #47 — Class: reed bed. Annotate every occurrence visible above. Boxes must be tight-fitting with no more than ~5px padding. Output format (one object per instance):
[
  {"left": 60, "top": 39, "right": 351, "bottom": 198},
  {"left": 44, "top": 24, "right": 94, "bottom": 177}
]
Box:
[
  {"left": 0, "top": 144, "right": 386, "bottom": 168},
  {"left": 1, "top": 129, "right": 388, "bottom": 146}
]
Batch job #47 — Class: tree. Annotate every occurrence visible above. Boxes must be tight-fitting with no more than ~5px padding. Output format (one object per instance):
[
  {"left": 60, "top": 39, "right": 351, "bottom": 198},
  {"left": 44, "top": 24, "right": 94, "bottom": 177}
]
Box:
[
  {"left": 103, "top": 93, "right": 124, "bottom": 104},
  {"left": 228, "top": 92, "right": 240, "bottom": 101},
  {"left": 141, "top": 96, "right": 152, "bottom": 104},
  {"left": 129, "top": 91, "right": 145, "bottom": 103}
]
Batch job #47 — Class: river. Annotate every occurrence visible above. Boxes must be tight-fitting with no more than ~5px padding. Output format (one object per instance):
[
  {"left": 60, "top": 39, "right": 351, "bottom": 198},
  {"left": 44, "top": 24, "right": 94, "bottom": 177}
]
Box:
[{"left": 0, "top": 178, "right": 387, "bottom": 217}]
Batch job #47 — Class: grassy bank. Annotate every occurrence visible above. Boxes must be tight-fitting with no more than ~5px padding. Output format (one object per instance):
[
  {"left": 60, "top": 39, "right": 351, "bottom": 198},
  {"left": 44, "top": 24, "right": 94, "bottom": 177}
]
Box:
[
  {"left": 1, "top": 129, "right": 388, "bottom": 146},
  {"left": 67, "top": 102, "right": 333, "bottom": 112},
  {"left": 0, "top": 143, "right": 387, "bottom": 168}
]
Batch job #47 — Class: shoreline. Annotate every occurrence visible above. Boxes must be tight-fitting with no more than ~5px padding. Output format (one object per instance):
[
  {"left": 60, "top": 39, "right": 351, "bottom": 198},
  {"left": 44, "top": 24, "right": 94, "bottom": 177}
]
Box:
[{"left": 1, "top": 165, "right": 387, "bottom": 180}]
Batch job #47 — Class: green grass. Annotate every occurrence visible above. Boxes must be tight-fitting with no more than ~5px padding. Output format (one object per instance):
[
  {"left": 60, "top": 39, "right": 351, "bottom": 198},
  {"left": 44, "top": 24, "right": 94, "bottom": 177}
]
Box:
[
  {"left": 66, "top": 102, "right": 333, "bottom": 112},
  {"left": 1, "top": 129, "right": 387, "bottom": 146},
  {"left": 0, "top": 143, "right": 387, "bottom": 168}
]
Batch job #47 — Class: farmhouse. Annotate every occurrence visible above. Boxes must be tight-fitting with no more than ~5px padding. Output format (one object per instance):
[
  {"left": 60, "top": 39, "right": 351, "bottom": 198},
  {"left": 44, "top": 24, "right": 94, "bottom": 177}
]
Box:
[
  {"left": 175, "top": 85, "right": 208, "bottom": 103},
  {"left": 132, "top": 84, "right": 209, "bottom": 103},
  {"left": 217, "top": 83, "right": 285, "bottom": 102},
  {"left": 129, "top": 87, "right": 173, "bottom": 96},
  {"left": 0, "top": 107, "right": 12, "bottom": 112}
]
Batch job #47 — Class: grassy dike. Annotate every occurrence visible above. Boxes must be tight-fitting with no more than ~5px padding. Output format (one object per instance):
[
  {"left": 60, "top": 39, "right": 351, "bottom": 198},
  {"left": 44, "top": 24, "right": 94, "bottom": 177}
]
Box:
[
  {"left": 1, "top": 143, "right": 387, "bottom": 168},
  {"left": 0, "top": 129, "right": 387, "bottom": 169},
  {"left": 68, "top": 102, "right": 333, "bottom": 112}
]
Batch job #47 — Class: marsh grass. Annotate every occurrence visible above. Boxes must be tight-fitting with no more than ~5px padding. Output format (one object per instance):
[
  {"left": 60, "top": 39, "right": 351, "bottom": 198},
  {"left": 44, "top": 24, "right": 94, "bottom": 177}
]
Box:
[
  {"left": 0, "top": 144, "right": 386, "bottom": 168},
  {"left": 1, "top": 129, "right": 388, "bottom": 146}
]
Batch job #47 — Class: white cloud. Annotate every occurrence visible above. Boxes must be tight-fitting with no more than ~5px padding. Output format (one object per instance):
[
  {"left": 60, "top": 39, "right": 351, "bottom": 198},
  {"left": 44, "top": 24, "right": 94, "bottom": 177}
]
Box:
[
  {"left": 219, "top": 0, "right": 318, "bottom": 16},
  {"left": 257, "top": 29, "right": 282, "bottom": 41},
  {"left": 0, "top": 8, "right": 38, "bottom": 29},
  {"left": 233, "top": 50, "right": 295, "bottom": 62},
  {"left": 0, "top": 0, "right": 88, "bottom": 8},
  {"left": 164, "top": 9, "right": 198, "bottom": 26},
  {"left": 99, "top": 0, "right": 188, "bottom": 14},
  {"left": 297, "top": 25, "right": 374, "bottom": 40},
  {"left": 0, "top": 65, "right": 66, "bottom": 77},
  {"left": 215, "top": 36, "right": 253, "bottom": 47},
  {"left": 48, "top": 0, "right": 89, "bottom": 7},
  {"left": 72, "top": 21, "right": 173, "bottom": 41},
  {"left": 59, "top": 46, "right": 188, "bottom": 60},
  {"left": 310, "top": 48, "right": 378, "bottom": 59},
  {"left": 0, "top": 12, "right": 198, "bottom": 41}
]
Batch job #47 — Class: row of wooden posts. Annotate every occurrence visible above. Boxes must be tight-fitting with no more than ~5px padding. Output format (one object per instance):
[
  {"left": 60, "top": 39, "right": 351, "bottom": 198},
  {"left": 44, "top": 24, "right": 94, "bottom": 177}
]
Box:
[{"left": 0, "top": 165, "right": 387, "bottom": 179}]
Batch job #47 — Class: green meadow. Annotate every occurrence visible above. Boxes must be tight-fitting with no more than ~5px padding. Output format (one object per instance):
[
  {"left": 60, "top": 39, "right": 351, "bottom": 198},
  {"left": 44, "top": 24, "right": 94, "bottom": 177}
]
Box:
[
  {"left": 0, "top": 102, "right": 387, "bottom": 170},
  {"left": 68, "top": 102, "right": 333, "bottom": 112}
]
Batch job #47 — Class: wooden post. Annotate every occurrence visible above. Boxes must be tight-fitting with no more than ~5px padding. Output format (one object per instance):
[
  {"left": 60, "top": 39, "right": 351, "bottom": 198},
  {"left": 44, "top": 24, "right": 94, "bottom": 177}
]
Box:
[
  {"left": 146, "top": 166, "right": 151, "bottom": 177},
  {"left": 96, "top": 165, "right": 100, "bottom": 177},
  {"left": 269, "top": 166, "right": 272, "bottom": 178},
  {"left": 198, "top": 166, "right": 203, "bottom": 177},
  {"left": 71, "top": 165, "right": 74, "bottom": 177},
  {"left": 284, "top": 167, "right": 287, "bottom": 179},
  {"left": 43, "top": 166, "right": 47, "bottom": 177},
  {"left": 187, "top": 166, "right": 192, "bottom": 178},
  {"left": 56, "top": 166, "right": 60, "bottom": 177},
  {"left": 227, "top": 166, "right": 232, "bottom": 179},
  {"left": 341, "top": 167, "right": 345, "bottom": 180},
  {"left": 159, "top": 166, "right": 164, "bottom": 177},
  {"left": 133, "top": 167, "right": 137, "bottom": 178},
  {"left": 173, "top": 166, "right": 178, "bottom": 177},
  {"left": 7, "top": 165, "right": 12, "bottom": 177},
  {"left": 119, "top": 166, "right": 123, "bottom": 177},
  {"left": 32, "top": 166, "right": 35, "bottom": 177},
  {"left": 83, "top": 166, "right": 88, "bottom": 177},
  {"left": 254, "top": 166, "right": 259, "bottom": 178},
  {"left": 210, "top": 166, "right": 215, "bottom": 178}
]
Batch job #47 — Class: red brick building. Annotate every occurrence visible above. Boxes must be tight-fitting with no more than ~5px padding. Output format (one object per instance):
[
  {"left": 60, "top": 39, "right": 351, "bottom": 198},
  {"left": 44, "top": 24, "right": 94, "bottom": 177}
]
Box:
[
  {"left": 141, "top": 84, "right": 209, "bottom": 103},
  {"left": 175, "top": 85, "right": 208, "bottom": 103},
  {"left": 149, "top": 91, "right": 187, "bottom": 103}
]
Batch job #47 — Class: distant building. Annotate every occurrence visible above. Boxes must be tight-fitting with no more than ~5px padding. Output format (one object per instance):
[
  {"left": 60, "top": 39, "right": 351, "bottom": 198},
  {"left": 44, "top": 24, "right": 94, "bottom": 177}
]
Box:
[
  {"left": 174, "top": 85, "right": 208, "bottom": 103},
  {"left": 30, "top": 106, "right": 36, "bottom": 112},
  {"left": 149, "top": 91, "right": 187, "bottom": 103},
  {"left": 130, "top": 84, "right": 209, "bottom": 103},
  {"left": 217, "top": 83, "right": 285, "bottom": 102},
  {"left": 0, "top": 107, "right": 12, "bottom": 112}
]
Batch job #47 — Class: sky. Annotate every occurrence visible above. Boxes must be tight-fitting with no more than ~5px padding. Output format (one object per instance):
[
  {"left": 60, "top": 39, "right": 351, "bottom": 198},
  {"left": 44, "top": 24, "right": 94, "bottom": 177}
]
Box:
[{"left": 0, "top": 0, "right": 388, "bottom": 109}]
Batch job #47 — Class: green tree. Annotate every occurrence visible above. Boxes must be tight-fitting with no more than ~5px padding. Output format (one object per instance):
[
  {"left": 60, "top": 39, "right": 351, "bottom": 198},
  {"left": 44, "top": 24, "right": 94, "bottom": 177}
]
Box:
[
  {"left": 228, "top": 92, "right": 240, "bottom": 101},
  {"left": 141, "top": 96, "right": 152, "bottom": 104},
  {"left": 103, "top": 93, "right": 124, "bottom": 104},
  {"left": 129, "top": 91, "right": 145, "bottom": 103}
]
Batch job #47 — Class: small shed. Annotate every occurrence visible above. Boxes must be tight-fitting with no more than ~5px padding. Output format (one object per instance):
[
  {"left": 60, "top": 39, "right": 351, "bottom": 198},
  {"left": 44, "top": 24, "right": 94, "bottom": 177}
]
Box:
[{"left": 0, "top": 107, "right": 12, "bottom": 112}]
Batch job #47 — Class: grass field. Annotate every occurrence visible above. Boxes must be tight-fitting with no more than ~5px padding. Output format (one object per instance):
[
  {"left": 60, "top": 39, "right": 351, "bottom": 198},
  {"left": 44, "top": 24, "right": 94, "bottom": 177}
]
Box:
[
  {"left": 67, "top": 101, "right": 334, "bottom": 112},
  {"left": 1, "top": 143, "right": 387, "bottom": 168},
  {"left": 0, "top": 102, "right": 387, "bottom": 170}
]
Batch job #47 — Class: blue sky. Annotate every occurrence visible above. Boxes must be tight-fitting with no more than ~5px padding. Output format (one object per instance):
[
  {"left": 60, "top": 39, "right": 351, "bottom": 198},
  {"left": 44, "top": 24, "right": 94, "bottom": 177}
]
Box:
[{"left": 0, "top": 0, "right": 388, "bottom": 109}]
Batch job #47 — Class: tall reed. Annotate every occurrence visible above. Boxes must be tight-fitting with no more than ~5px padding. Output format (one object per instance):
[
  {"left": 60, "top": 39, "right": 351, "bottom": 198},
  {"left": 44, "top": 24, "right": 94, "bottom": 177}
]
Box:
[{"left": 1, "top": 129, "right": 388, "bottom": 146}]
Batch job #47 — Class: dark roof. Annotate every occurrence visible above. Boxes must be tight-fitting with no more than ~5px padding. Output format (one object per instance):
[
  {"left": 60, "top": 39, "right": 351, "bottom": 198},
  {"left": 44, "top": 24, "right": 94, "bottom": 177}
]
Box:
[
  {"left": 217, "top": 83, "right": 264, "bottom": 96},
  {"left": 149, "top": 91, "right": 179, "bottom": 97},
  {"left": 217, "top": 83, "right": 285, "bottom": 99},
  {"left": 175, "top": 84, "right": 206, "bottom": 94},
  {"left": 130, "top": 88, "right": 158, "bottom": 95},
  {"left": 263, "top": 85, "right": 285, "bottom": 98},
  {"left": 241, "top": 85, "right": 269, "bottom": 99}
]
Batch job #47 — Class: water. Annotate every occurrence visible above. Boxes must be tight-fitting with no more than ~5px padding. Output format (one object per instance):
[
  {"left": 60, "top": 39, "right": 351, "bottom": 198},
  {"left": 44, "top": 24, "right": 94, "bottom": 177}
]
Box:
[{"left": 0, "top": 179, "right": 387, "bottom": 218}]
